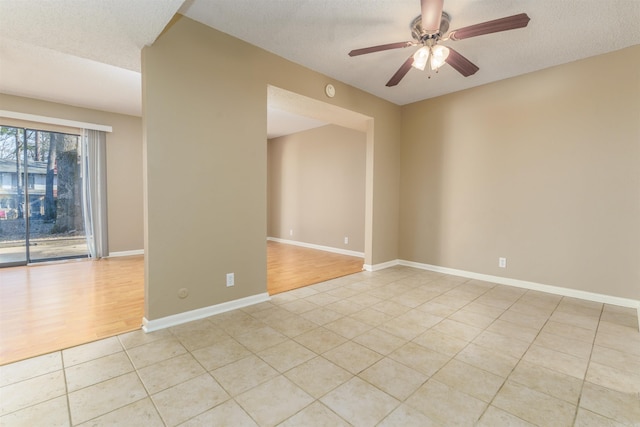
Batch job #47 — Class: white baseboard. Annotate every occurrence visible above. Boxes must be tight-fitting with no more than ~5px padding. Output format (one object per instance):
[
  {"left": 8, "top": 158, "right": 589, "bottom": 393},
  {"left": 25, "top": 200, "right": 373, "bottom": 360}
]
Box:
[
  {"left": 364, "top": 258, "right": 639, "bottom": 329},
  {"left": 364, "top": 259, "right": 400, "bottom": 272},
  {"left": 142, "top": 292, "right": 271, "bottom": 333},
  {"left": 267, "top": 237, "right": 364, "bottom": 258},
  {"left": 108, "top": 249, "right": 144, "bottom": 257},
  {"left": 400, "top": 260, "right": 639, "bottom": 308},
  {"left": 398, "top": 259, "right": 640, "bottom": 329}
]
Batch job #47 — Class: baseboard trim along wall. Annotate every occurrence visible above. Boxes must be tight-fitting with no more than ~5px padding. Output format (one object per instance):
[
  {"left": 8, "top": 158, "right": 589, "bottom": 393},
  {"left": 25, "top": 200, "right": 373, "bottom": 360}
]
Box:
[
  {"left": 267, "top": 237, "right": 364, "bottom": 258},
  {"left": 368, "top": 259, "right": 640, "bottom": 330},
  {"left": 142, "top": 292, "right": 271, "bottom": 333},
  {"left": 108, "top": 249, "right": 144, "bottom": 257},
  {"left": 363, "top": 260, "right": 399, "bottom": 272}
]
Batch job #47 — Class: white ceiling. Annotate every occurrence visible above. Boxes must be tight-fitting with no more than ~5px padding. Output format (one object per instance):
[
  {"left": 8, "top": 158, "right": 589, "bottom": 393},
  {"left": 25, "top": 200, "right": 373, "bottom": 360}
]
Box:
[{"left": 1, "top": 0, "right": 639, "bottom": 134}]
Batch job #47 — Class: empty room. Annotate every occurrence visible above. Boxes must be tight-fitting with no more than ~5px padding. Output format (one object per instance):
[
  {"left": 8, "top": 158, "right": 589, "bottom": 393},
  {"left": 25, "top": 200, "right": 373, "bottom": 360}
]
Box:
[{"left": 1, "top": 0, "right": 639, "bottom": 426}]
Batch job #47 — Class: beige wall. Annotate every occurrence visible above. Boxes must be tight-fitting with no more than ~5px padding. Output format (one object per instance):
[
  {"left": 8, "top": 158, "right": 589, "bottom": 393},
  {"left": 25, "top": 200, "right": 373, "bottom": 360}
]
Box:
[
  {"left": 142, "top": 16, "right": 401, "bottom": 319},
  {"left": 268, "top": 125, "right": 366, "bottom": 252},
  {"left": 0, "top": 93, "right": 144, "bottom": 254},
  {"left": 399, "top": 45, "right": 640, "bottom": 300}
]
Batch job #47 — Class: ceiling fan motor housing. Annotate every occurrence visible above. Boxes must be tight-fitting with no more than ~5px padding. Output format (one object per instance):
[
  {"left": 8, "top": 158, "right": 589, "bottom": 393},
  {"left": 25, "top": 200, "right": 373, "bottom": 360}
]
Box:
[{"left": 411, "top": 11, "right": 451, "bottom": 43}]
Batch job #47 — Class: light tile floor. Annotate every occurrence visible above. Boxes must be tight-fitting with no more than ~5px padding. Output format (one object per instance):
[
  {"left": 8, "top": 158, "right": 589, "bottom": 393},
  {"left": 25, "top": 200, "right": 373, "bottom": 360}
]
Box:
[{"left": 1, "top": 267, "right": 639, "bottom": 426}]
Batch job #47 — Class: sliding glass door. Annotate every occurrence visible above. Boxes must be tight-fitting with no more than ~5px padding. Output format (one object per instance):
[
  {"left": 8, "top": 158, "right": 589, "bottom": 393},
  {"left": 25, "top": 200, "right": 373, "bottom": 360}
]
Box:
[{"left": 0, "top": 126, "right": 88, "bottom": 266}]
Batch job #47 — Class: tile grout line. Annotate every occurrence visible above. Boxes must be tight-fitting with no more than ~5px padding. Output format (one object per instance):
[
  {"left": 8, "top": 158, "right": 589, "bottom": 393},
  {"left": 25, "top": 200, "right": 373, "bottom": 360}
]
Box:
[
  {"left": 62, "top": 339, "right": 156, "bottom": 426},
  {"left": 472, "top": 287, "right": 562, "bottom": 425},
  {"left": 118, "top": 335, "right": 166, "bottom": 427},
  {"left": 171, "top": 316, "right": 281, "bottom": 427},
  {"left": 570, "top": 303, "right": 603, "bottom": 427},
  {"left": 60, "top": 350, "right": 73, "bottom": 427},
  {"left": 265, "top": 270, "right": 425, "bottom": 424}
]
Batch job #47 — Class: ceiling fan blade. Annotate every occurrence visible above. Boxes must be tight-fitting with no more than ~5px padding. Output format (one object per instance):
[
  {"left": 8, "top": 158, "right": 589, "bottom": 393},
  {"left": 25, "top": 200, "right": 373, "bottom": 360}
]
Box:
[
  {"left": 449, "top": 13, "right": 531, "bottom": 41},
  {"left": 349, "top": 41, "right": 415, "bottom": 57},
  {"left": 445, "top": 47, "right": 479, "bottom": 77},
  {"left": 421, "top": 0, "right": 444, "bottom": 35},
  {"left": 386, "top": 56, "right": 415, "bottom": 87}
]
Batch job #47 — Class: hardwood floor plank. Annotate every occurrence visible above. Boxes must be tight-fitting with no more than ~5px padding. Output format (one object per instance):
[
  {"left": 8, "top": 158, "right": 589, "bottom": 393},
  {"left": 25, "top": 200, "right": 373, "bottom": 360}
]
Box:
[
  {"left": 0, "top": 257, "right": 144, "bottom": 365},
  {"left": 0, "top": 243, "right": 363, "bottom": 364},
  {"left": 267, "top": 241, "right": 363, "bottom": 295}
]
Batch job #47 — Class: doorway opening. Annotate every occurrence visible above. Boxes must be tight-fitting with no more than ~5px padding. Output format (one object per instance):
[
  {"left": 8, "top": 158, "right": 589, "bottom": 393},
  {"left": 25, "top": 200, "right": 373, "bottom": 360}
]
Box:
[{"left": 266, "top": 86, "right": 374, "bottom": 293}]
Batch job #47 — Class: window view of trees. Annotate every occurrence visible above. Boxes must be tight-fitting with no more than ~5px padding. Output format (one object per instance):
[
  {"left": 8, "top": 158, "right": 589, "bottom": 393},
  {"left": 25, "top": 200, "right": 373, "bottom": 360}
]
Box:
[{"left": 0, "top": 126, "right": 86, "bottom": 262}]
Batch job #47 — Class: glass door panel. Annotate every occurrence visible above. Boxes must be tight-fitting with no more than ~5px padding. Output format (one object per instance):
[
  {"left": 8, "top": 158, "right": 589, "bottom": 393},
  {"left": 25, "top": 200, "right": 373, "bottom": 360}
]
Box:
[
  {"left": 0, "top": 126, "right": 88, "bottom": 266},
  {"left": 27, "top": 130, "right": 87, "bottom": 262},
  {"left": 0, "top": 127, "right": 27, "bottom": 266}
]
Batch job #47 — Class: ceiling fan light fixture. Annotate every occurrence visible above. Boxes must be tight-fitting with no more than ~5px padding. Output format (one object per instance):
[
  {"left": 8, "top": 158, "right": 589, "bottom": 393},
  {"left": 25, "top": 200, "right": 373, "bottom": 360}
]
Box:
[
  {"left": 412, "top": 46, "right": 430, "bottom": 70},
  {"left": 348, "top": 1, "right": 531, "bottom": 86},
  {"left": 430, "top": 44, "right": 450, "bottom": 70}
]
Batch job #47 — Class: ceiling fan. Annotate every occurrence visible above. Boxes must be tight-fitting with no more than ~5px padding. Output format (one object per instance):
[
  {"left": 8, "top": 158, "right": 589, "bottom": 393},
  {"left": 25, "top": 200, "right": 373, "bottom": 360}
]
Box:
[{"left": 348, "top": 0, "right": 531, "bottom": 87}]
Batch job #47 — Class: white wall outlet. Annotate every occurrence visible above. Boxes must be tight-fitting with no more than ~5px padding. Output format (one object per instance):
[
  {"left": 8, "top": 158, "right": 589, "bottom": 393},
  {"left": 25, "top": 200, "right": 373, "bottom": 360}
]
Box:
[
  {"left": 499, "top": 257, "right": 507, "bottom": 268},
  {"left": 178, "top": 288, "right": 189, "bottom": 299},
  {"left": 289, "top": 229, "right": 293, "bottom": 236},
  {"left": 226, "top": 273, "right": 234, "bottom": 287},
  {"left": 344, "top": 236, "right": 349, "bottom": 244}
]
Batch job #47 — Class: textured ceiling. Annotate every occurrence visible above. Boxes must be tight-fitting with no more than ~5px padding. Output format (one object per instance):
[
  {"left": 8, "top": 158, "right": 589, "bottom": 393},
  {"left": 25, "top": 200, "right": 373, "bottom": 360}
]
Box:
[
  {"left": 0, "top": 0, "right": 183, "bottom": 72},
  {"left": 0, "top": 0, "right": 183, "bottom": 116},
  {"left": 1, "top": 0, "right": 639, "bottom": 126},
  {"left": 181, "top": 0, "right": 640, "bottom": 106}
]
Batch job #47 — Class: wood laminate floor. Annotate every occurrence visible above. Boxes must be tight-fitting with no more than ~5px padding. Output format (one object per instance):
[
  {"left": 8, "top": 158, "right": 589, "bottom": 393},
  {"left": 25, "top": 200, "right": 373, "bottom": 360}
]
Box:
[
  {"left": 0, "top": 256, "right": 145, "bottom": 365},
  {"left": 267, "top": 241, "right": 363, "bottom": 295},
  {"left": 0, "top": 243, "right": 363, "bottom": 364}
]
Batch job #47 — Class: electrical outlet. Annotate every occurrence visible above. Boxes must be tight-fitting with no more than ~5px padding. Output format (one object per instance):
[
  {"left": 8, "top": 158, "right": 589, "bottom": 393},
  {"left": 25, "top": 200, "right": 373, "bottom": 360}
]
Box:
[
  {"left": 226, "top": 273, "right": 234, "bottom": 287},
  {"left": 344, "top": 237, "right": 349, "bottom": 244},
  {"left": 499, "top": 257, "right": 507, "bottom": 268},
  {"left": 289, "top": 229, "right": 293, "bottom": 236}
]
